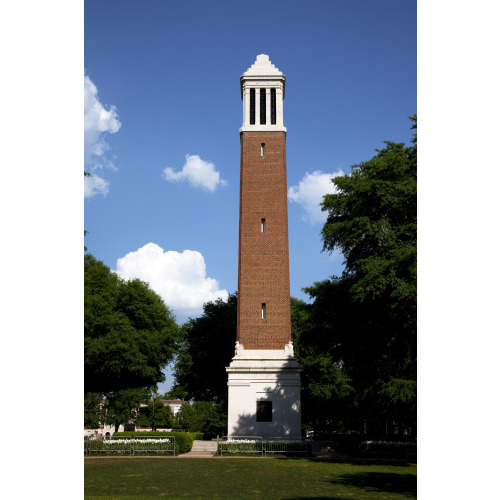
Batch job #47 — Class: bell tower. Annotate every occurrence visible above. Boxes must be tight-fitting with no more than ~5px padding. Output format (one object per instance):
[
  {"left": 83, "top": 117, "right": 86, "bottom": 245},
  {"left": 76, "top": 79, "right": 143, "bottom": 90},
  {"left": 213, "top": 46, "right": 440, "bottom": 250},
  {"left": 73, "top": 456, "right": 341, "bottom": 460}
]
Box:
[{"left": 226, "top": 55, "right": 301, "bottom": 438}]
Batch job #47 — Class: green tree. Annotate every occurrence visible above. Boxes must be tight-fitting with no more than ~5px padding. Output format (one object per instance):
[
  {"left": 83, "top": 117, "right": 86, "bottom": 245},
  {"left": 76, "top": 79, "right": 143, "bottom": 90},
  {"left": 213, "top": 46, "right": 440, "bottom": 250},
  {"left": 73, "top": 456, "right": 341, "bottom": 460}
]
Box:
[
  {"left": 103, "top": 387, "right": 151, "bottom": 432},
  {"left": 291, "top": 296, "right": 354, "bottom": 434},
  {"left": 84, "top": 392, "right": 104, "bottom": 429},
  {"left": 321, "top": 116, "right": 417, "bottom": 308},
  {"left": 84, "top": 254, "right": 180, "bottom": 394},
  {"left": 176, "top": 401, "right": 227, "bottom": 437},
  {"left": 162, "top": 387, "right": 189, "bottom": 401},
  {"left": 171, "top": 294, "right": 237, "bottom": 403},
  {"left": 311, "top": 116, "right": 417, "bottom": 434},
  {"left": 169, "top": 294, "right": 237, "bottom": 436},
  {"left": 135, "top": 399, "right": 175, "bottom": 429}
]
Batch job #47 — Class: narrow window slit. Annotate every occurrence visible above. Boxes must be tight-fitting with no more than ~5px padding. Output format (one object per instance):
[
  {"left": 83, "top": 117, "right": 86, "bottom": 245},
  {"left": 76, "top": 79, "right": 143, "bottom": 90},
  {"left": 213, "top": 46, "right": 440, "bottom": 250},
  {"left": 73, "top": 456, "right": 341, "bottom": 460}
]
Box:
[
  {"left": 261, "top": 143, "right": 265, "bottom": 156},
  {"left": 261, "top": 303, "right": 266, "bottom": 319},
  {"left": 261, "top": 218, "right": 266, "bottom": 233}
]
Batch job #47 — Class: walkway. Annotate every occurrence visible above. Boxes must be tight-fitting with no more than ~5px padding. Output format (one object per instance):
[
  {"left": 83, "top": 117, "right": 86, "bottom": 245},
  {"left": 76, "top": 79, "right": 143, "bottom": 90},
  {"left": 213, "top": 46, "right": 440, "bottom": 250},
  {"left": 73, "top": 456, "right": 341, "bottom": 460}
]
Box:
[{"left": 178, "top": 440, "right": 218, "bottom": 458}]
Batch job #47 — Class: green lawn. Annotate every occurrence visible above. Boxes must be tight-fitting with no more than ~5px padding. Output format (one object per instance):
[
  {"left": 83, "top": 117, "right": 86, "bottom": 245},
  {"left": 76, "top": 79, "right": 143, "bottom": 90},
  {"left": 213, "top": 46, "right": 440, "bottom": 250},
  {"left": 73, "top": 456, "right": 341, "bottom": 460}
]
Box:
[{"left": 84, "top": 457, "right": 416, "bottom": 499}]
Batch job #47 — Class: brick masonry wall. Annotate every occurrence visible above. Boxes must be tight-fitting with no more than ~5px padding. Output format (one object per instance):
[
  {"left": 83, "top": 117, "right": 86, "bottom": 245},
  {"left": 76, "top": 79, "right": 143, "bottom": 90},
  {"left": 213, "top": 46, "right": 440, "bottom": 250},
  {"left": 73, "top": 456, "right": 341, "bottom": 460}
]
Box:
[{"left": 237, "top": 131, "right": 292, "bottom": 349}]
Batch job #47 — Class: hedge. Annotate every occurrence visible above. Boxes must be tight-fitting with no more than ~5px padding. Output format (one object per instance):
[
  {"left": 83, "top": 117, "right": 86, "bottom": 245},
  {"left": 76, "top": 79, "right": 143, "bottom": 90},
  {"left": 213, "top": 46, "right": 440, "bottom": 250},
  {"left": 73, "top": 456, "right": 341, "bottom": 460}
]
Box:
[
  {"left": 313, "top": 434, "right": 416, "bottom": 457},
  {"left": 360, "top": 440, "right": 417, "bottom": 459},
  {"left": 113, "top": 432, "right": 196, "bottom": 454}
]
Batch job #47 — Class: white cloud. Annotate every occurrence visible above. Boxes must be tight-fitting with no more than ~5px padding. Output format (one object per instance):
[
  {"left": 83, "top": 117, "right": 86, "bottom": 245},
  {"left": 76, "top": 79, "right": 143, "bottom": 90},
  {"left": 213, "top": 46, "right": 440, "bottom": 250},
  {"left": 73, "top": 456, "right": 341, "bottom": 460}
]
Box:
[
  {"left": 84, "top": 73, "right": 121, "bottom": 197},
  {"left": 163, "top": 154, "right": 227, "bottom": 192},
  {"left": 288, "top": 170, "right": 345, "bottom": 224},
  {"left": 84, "top": 173, "right": 109, "bottom": 198},
  {"left": 115, "top": 242, "right": 229, "bottom": 320}
]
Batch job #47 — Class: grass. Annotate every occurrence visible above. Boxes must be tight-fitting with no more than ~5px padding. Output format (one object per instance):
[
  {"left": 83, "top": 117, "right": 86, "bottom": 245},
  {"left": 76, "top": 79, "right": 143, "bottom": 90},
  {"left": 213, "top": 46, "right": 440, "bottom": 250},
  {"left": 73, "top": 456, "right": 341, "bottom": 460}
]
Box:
[{"left": 84, "top": 457, "right": 416, "bottom": 499}]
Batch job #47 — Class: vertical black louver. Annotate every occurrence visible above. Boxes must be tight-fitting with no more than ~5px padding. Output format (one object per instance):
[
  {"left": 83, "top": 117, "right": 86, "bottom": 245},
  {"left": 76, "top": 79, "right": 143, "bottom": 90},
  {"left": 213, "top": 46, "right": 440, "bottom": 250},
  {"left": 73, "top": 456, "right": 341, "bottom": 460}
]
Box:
[
  {"left": 250, "top": 88, "right": 255, "bottom": 125},
  {"left": 260, "top": 88, "right": 266, "bottom": 124},
  {"left": 271, "top": 88, "right": 276, "bottom": 124}
]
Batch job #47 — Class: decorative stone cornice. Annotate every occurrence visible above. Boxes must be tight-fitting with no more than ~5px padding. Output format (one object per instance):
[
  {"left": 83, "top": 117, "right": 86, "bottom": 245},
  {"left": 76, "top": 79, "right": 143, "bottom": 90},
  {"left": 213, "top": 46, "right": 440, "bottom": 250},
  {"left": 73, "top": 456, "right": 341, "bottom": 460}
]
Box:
[
  {"left": 239, "top": 125, "right": 287, "bottom": 133},
  {"left": 232, "top": 341, "right": 296, "bottom": 360}
]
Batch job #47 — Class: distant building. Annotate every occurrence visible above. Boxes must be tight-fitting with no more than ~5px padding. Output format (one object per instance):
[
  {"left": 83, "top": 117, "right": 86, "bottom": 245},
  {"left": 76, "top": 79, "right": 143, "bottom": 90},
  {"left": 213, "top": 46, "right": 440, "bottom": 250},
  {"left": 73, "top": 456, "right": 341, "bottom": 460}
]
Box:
[
  {"left": 84, "top": 399, "right": 188, "bottom": 439},
  {"left": 159, "top": 399, "right": 187, "bottom": 416},
  {"left": 138, "top": 399, "right": 187, "bottom": 415}
]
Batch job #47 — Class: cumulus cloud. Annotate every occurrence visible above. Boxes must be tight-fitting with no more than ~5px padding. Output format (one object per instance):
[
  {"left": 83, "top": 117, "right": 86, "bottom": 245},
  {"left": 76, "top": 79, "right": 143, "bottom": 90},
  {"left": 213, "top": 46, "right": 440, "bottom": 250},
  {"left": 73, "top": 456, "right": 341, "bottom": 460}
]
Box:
[
  {"left": 115, "top": 242, "right": 229, "bottom": 320},
  {"left": 163, "top": 154, "right": 227, "bottom": 192},
  {"left": 84, "top": 73, "right": 121, "bottom": 197},
  {"left": 84, "top": 173, "right": 110, "bottom": 198},
  {"left": 288, "top": 170, "right": 345, "bottom": 224}
]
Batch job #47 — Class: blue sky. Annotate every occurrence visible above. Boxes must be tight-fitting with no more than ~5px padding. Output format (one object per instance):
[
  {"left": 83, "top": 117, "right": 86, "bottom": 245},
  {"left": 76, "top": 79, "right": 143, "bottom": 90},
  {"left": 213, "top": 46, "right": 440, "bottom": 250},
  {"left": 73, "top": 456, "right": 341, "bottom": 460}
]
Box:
[{"left": 84, "top": 0, "right": 416, "bottom": 392}]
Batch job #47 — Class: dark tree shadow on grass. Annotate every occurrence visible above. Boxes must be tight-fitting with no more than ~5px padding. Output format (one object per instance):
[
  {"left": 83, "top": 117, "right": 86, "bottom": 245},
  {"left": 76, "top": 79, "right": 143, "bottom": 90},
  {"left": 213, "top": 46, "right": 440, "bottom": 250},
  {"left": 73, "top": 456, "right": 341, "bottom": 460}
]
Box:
[
  {"left": 310, "top": 458, "right": 415, "bottom": 467},
  {"left": 283, "top": 497, "right": 348, "bottom": 500},
  {"left": 335, "top": 471, "right": 417, "bottom": 497}
]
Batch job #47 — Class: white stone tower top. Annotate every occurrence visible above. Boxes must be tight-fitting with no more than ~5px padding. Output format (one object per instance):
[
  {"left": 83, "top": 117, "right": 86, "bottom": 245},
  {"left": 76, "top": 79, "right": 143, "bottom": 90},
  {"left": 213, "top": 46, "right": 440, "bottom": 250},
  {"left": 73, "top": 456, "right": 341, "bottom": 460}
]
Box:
[
  {"left": 242, "top": 54, "right": 284, "bottom": 77},
  {"left": 240, "top": 54, "right": 286, "bottom": 132}
]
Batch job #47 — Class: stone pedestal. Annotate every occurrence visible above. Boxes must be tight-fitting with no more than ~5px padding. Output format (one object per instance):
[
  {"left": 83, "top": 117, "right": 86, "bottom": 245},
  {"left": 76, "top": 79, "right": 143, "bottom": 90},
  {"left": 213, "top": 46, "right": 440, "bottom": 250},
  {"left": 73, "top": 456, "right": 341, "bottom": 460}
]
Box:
[{"left": 226, "top": 342, "right": 301, "bottom": 438}]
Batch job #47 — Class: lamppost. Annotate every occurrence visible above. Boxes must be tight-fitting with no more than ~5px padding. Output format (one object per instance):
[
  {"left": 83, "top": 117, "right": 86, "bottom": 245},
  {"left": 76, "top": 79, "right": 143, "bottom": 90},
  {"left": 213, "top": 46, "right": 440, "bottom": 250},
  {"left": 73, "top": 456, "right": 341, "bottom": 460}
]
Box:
[{"left": 151, "top": 393, "right": 156, "bottom": 432}]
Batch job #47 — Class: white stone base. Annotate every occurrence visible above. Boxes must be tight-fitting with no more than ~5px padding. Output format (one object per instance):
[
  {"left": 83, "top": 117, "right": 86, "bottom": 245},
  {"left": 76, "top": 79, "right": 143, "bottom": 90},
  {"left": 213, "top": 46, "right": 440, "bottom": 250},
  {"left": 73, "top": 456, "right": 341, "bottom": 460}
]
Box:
[{"left": 226, "top": 342, "right": 302, "bottom": 438}]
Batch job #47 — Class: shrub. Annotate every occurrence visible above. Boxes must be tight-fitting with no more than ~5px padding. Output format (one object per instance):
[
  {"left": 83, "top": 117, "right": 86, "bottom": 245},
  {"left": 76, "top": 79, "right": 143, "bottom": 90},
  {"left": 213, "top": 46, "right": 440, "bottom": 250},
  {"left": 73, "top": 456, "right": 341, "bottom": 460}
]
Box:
[{"left": 360, "top": 440, "right": 417, "bottom": 459}]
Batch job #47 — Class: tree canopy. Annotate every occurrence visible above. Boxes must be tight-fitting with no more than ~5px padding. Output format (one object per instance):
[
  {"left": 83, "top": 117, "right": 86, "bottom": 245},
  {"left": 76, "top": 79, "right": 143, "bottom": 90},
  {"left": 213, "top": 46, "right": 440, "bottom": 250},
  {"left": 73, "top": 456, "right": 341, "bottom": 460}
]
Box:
[
  {"left": 84, "top": 254, "right": 180, "bottom": 394},
  {"left": 171, "top": 293, "right": 237, "bottom": 403},
  {"left": 135, "top": 398, "right": 175, "bottom": 429},
  {"left": 291, "top": 296, "right": 355, "bottom": 433},
  {"left": 321, "top": 115, "right": 417, "bottom": 308},
  {"left": 303, "top": 116, "right": 417, "bottom": 434},
  {"left": 176, "top": 401, "right": 227, "bottom": 437},
  {"left": 102, "top": 387, "right": 151, "bottom": 432},
  {"left": 84, "top": 391, "right": 104, "bottom": 429}
]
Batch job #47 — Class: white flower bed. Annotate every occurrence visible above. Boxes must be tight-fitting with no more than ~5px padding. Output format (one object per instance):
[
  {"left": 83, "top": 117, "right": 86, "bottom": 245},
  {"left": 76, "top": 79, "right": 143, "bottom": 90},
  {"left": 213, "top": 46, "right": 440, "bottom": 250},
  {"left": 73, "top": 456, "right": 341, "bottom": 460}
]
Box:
[
  {"left": 85, "top": 437, "right": 175, "bottom": 455},
  {"left": 219, "top": 438, "right": 309, "bottom": 456},
  {"left": 106, "top": 438, "right": 171, "bottom": 444},
  {"left": 226, "top": 439, "right": 303, "bottom": 444}
]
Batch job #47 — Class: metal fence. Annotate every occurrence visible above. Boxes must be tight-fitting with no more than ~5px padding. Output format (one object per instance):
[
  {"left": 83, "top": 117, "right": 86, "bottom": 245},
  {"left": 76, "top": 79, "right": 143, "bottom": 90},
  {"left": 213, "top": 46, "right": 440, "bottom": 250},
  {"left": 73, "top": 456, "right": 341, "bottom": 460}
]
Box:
[
  {"left": 217, "top": 436, "right": 264, "bottom": 456},
  {"left": 217, "top": 436, "right": 310, "bottom": 457},
  {"left": 263, "top": 437, "right": 310, "bottom": 457},
  {"left": 85, "top": 436, "right": 176, "bottom": 456},
  {"left": 359, "top": 440, "right": 417, "bottom": 460}
]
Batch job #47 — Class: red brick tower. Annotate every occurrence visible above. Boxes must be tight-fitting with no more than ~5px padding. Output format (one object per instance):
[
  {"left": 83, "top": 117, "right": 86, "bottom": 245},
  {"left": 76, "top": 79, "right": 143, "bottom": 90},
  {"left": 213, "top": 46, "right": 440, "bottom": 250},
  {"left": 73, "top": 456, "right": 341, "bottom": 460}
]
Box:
[{"left": 226, "top": 55, "right": 301, "bottom": 438}]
